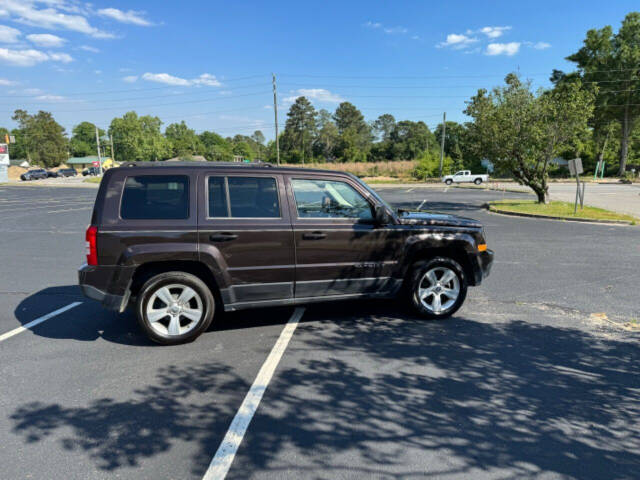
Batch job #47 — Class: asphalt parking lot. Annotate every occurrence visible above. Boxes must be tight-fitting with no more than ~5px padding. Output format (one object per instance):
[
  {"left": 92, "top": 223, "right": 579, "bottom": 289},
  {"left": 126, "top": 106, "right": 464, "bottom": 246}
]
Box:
[{"left": 0, "top": 184, "right": 639, "bottom": 480}]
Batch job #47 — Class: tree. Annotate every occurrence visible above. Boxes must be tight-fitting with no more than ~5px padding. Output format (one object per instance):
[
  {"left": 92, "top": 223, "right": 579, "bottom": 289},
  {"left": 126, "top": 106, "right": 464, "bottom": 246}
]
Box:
[
  {"left": 281, "top": 96, "right": 317, "bottom": 163},
  {"left": 333, "top": 102, "right": 371, "bottom": 161},
  {"left": 465, "top": 74, "right": 594, "bottom": 203},
  {"left": 70, "top": 121, "right": 104, "bottom": 157},
  {"left": 251, "top": 130, "right": 265, "bottom": 145},
  {"left": 165, "top": 121, "right": 202, "bottom": 158},
  {"left": 313, "top": 109, "right": 339, "bottom": 161},
  {"left": 200, "top": 131, "right": 233, "bottom": 161},
  {"left": 11, "top": 109, "right": 68, "bottom": 167},
  {"left": 567, "top": 12, "right": 640, "bottom": 175},
  {"left": 373, "top": 114, "right": 396, "bottom": 141},
  {"left": 109, "top": 111, "right": 170, "bottom": 162},
  {"left": 389, "top": 121, "right": 434, "bottom": 160},
  {"left": 435, "top": 121, "right": 466, "bottom": 169}
]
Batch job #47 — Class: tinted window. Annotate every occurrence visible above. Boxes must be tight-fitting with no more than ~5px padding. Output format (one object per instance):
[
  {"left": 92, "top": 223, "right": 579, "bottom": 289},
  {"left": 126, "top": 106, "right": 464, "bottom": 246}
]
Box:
[
  {"left": 207, "top": 176, "right": 279, "bottom": 218},
  {"left": 208, "top": 177, "right": 229, "bottom": 217},
  {"left": 291, "top": 178, "right": 373, "bottom": 220},
  {"left": 121, "top": 175, "right": 189, "bottom": 220}
]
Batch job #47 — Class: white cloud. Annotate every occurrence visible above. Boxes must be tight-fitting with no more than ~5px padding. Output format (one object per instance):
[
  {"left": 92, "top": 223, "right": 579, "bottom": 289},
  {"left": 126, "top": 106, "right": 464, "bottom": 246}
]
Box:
[
  {"left": 48, "top": 51, "right": 72, "bottom": 62},
  {"left": 284, "top": 88, "right": 344, "bottom": 104},
  {"left": 1, "top": 1, "right": 113, "bottom": 38},
  {"left": 0, "top": 47, "right": 72, "bottom": 66},
  {"left": 35, "top": 93, "right": 65, "bottom": 101},
  {"left": 486, "top": 42, "right": 520, "bottom": 56},
  {"left": 142, "top": 72, "right": 191, "bottom": 86},
  {"left": 364, "top": 20, "right": 408, "bottom": 35},
  {"left": 477, "top": 26, "right": 511, "bottom": 39},
  {"left": 79, "top": 45, "right": 99, "bottom": 53},
  {"left": 141, "top": 72, "right": 222, "bottom": 87},
  {"left": 97, "top": 8, "right": 153, "bottom": 27},
  {"left": 122, "top": 75, "right": 138, "bottom": 83},
  {"left": 193, "top": 73, "right": 221, "bottom": 87},
  {"left": 0, "top": 77, "right": 16, "bottom": 85},
  {"left": 94, "top": 69, "right": 101, "bottom": 74},
  {"left": 0, "top": 24, "right": 21, "bottom": 43},
  {"left": 437, "top": 33, "right": 478, "bottom": 49},
  {"left": 27, "top": 33, "right": 66, "bottom": 47},
  {"left": 533, "top": 41, "right": 551, "bottom": 50}
]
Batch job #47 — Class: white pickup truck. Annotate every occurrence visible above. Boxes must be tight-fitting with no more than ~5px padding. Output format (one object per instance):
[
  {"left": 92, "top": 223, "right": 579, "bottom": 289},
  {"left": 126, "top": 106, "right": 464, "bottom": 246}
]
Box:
[{"left": 442, "top": 170, "right": 489, "bottom": 185}]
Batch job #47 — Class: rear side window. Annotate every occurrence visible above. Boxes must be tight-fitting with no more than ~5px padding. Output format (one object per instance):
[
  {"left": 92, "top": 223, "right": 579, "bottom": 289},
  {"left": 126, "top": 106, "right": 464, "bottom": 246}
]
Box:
[
  {"left": 121, "top": 175, "right": 189, "bottom": 219},
  {"left": 208, "top": 176, "right": 279, "bottom": 218}
]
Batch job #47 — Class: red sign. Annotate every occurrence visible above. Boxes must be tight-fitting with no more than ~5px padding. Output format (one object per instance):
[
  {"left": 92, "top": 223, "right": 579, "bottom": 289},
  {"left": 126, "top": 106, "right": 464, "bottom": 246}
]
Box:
[
  {"left": 0, "top": 144, "right": 7, "bottom": 154},
  {"left": 92, "top": 161, "right": 99, "bottom": 167}
]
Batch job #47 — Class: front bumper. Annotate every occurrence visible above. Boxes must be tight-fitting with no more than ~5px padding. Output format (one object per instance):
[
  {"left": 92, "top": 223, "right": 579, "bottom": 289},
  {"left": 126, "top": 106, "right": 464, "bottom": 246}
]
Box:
[
  {"left": 469, "top": 249, "right": 494, "bottom": 285},
  {"left": 78, "top": 263, "right": 135, "bottom": 312}
]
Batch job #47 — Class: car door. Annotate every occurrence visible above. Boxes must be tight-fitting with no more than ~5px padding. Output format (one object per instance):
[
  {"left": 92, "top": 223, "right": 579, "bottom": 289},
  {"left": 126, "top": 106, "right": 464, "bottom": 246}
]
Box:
[
  {"left": 453, "top": 171, "right": 464, "bottom": 183},
  {"left": 197, "top": 172, "right": 294, "bottom": 307},
  {"left": 287, "top": 175, "right": 398, "bottom": 299}
]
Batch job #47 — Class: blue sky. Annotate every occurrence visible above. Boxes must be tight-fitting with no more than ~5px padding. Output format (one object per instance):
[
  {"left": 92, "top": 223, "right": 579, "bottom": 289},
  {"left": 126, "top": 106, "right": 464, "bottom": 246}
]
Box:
[{"left": 0, "top": 0, "right": 638, "bottom": 139}]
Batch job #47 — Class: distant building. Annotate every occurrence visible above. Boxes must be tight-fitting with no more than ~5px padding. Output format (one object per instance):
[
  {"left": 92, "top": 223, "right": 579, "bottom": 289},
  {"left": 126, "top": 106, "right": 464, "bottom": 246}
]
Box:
[
  {"left": 67, "top": 156, "right": 119, "bottom": 171},
  {"left": 9, "top": 159, "right": 29, "bottom": 168}
]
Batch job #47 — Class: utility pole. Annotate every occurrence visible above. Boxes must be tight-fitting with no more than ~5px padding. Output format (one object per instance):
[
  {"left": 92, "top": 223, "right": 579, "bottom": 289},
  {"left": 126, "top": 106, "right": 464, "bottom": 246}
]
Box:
[
  {"left": 109, "top": 134, "right": 115, "bottom": 164},
  {"left": 439, "top": 112, "right": 446, "bottom": 178},
  {"left": 272, "top": 73, "right": 280, "bottom": 165},
  {"left": 95, "top": 126, "right": 103, "bottom": 175}
]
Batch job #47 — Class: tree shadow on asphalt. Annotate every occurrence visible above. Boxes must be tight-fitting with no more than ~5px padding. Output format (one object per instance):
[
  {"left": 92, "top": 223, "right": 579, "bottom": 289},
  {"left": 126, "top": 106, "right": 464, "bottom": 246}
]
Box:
[{"left": 9, "top": 300, "right": 640, "bottom": 479}]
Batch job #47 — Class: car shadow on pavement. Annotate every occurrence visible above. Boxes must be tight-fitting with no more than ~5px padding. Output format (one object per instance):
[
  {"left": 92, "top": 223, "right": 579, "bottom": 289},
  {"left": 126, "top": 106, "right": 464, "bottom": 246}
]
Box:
[
  {"left": 14, "top": 286, "right": 300, "bottom": 347},
  {"left": 8, "top": 299, "right": 640, "bottom": 479}
]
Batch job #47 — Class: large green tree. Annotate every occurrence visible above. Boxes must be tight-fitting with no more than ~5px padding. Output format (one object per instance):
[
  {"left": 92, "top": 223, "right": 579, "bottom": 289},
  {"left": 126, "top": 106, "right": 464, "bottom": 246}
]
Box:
[
  {"left": 389, "top": 120, "right": 434, "bottom": 161},
  {"left": 70, "top": 121, "right": 104, "bottom": 157},
  {"left": 199, "top": 131, "right": 233, "bottom": 161},
  {"left": 567, "top": 12, "right": 640, "bottom": 175},
  {"left": 281, "top": 96, "right": 317, "bottom": 163},
  {"left": 313, "top": 109, "right": 339, "bottom": 161},
  {"left": 11, "top": 109, "right": 68, "bottom": 167},
  {"left": 165, "top": 121, "right": 203, "bottom": 158},
  {"left": 109, "top": 111, "right": 170, "bottom": 162},
  {"left": 333, "top": 102, "right": 371, "bottom": 162},
  {"left": 465, "top": 74, "right": 594, "bottom": 203}
]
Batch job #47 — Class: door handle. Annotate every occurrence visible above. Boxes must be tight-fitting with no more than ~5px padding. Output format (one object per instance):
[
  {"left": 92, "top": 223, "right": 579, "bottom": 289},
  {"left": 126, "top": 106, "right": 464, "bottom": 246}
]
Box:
[
  {"left": 209, "top": 232, "right": 238, "bottom": 242},
  {"left": 302, "top": 231, "right": 327, "bottom": 240}
]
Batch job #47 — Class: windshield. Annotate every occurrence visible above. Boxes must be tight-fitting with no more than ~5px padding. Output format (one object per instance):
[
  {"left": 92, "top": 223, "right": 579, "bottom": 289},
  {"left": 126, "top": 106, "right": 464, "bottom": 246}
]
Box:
[{"left": 350, "top": 175, "right": 396, "bottom": 213}]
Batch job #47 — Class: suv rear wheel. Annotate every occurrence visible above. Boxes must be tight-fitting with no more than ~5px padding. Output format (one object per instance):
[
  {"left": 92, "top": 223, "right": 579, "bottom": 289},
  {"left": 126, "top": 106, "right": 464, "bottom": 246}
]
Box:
[
  {"left": 408, "top": 257, "right": 467, "bottom": 319},
  {"left": 136, "top": 271, "right": 215, "bottom": 345}
]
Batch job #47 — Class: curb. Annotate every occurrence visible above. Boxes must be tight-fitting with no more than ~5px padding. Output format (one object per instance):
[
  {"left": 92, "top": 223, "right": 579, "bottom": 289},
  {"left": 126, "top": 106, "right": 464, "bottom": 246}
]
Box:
[{"left": 485, "top": 204, "right": 635, "bottom": 225}]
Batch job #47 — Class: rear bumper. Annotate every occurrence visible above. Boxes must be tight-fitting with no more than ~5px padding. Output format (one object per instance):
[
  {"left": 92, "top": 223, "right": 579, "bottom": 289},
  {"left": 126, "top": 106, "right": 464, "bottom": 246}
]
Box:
[
  {"left": 78, "top": 264, "right": 135, "bottom": 312},
  {"left": 469, "top": 249, "right": 494, "bottom": 286}
]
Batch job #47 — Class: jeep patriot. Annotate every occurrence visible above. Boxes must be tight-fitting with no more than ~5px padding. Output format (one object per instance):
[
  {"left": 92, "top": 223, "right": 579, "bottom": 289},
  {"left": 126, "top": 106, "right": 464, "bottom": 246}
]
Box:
[{"left": 79, "top": 162, "right": 494, "bottom": 344}]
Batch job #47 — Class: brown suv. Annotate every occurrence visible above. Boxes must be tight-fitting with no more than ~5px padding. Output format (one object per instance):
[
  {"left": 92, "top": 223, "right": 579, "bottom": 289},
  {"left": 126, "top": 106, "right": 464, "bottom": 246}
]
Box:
[{"left": 79, "top": 162, "right": 493, "bottom": 344}]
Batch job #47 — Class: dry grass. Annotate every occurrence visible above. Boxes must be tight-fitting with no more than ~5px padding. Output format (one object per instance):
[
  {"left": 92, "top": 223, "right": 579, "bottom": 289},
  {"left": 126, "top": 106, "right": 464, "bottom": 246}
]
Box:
[{"left": 281, "top": 161, "right": 417, "bottom": 179}]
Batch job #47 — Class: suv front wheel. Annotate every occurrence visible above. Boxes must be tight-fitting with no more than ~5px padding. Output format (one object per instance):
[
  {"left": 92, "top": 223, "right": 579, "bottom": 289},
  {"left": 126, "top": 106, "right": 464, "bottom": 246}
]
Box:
[
  {"left": 408, "top": 257, "right": 467, "bottom": 319},
  {"left": 136, "top": 272, "right": 215, "bottom": 345}
]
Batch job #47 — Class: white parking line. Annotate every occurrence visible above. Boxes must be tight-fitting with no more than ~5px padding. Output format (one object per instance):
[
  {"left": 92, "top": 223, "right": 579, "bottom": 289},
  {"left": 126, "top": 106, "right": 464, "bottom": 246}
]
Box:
[
  {"left": 203, "top": 307, "right": 305, "bottom": 480},
  {"left": 0, "top": 302, "right": 82, "bottom": 343}
]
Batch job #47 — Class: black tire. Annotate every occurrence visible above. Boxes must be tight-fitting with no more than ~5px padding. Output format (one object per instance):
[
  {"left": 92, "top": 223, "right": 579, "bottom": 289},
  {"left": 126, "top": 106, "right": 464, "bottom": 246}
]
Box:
[
  {"left": 136, "top": 271, "right": 215, "bottom": 345},
  {"left": 474, "top": 178, "right": 482, "bottom": 185},
  {"left": 445, "top": 179, "right": 453, "bottom": 185},
  {"left": 407, "top": 257, "right": 467, "bottom": 319}
]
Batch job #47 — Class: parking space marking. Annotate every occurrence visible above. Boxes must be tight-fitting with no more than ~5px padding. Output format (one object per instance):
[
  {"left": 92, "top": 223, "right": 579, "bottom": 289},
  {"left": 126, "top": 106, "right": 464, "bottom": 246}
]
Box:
[
  {"left": 0, "top": 302, "right": 82, "bottom": 343},
  {"left": 203, "top": 307, "right": 305, "bottom": 480}
]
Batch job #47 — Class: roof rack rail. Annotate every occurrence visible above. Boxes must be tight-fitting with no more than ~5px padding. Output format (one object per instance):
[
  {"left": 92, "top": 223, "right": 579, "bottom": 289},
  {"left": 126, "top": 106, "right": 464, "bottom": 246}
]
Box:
[{"left": 119, "top": 160, "right": 275, "bottom": 168}]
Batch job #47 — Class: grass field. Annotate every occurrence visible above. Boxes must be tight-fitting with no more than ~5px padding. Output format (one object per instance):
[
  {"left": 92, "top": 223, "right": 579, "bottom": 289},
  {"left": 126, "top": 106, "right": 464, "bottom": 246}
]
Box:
[{"left": 489, "top": 200, "right": 638, "bottom": 224}]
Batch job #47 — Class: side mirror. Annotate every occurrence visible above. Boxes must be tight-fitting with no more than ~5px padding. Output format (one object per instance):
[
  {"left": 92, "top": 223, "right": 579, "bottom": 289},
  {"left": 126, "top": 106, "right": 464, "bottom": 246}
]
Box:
[{"left": 374, "top": 205, "right": 392, "bottom": 226}]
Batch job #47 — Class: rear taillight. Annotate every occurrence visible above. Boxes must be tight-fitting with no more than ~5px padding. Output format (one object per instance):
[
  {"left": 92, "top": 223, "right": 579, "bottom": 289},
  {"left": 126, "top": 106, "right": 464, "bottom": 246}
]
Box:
[{"left": 85, "top": 225, "right": 98, "bottom": 266}]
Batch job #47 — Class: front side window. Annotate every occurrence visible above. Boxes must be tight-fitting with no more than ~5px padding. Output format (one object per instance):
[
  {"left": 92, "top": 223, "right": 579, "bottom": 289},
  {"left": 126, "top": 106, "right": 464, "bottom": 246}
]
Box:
[
  {"left": 208, "top": 176, "right": 279, "bottom": 218},
  {"left": 291, "top": 178, "right": 373, "bottom": 220},
  {"left": 121, "top": 175, "right": 189, "bottom": 219}
]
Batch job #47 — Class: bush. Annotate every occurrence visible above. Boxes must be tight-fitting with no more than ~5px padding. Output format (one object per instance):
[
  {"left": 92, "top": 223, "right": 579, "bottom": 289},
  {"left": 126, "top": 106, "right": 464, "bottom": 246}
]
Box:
[{"left": 412, "top": 151, "right": 453, "bottom": 180}]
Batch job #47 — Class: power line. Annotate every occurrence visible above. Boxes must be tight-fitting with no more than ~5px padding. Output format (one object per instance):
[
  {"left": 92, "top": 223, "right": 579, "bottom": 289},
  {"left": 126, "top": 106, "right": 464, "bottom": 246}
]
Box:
[{"left": 0, "top": 74, "right": 270, "bottom": 99}]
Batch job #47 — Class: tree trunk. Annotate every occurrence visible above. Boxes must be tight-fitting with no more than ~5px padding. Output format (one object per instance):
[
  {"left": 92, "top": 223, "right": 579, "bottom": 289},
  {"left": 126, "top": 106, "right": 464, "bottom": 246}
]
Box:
[
  {"left": 618, "top": 108, "right": 630, "bottom": 176},
  {"left": 531, "top": 182, "right": 549, "bottom": 204}
]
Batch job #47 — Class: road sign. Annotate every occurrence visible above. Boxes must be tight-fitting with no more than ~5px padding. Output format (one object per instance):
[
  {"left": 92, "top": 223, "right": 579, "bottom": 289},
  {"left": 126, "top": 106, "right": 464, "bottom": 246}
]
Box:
[
  {"left": 568, "top": 158, "right": 583, "bottom": 176},
  {"left": 92, "top": 160, "right": 100, "bottom": 167},
  {"left": 0, "top": 143, "right": 8, "bottom": 166}
]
